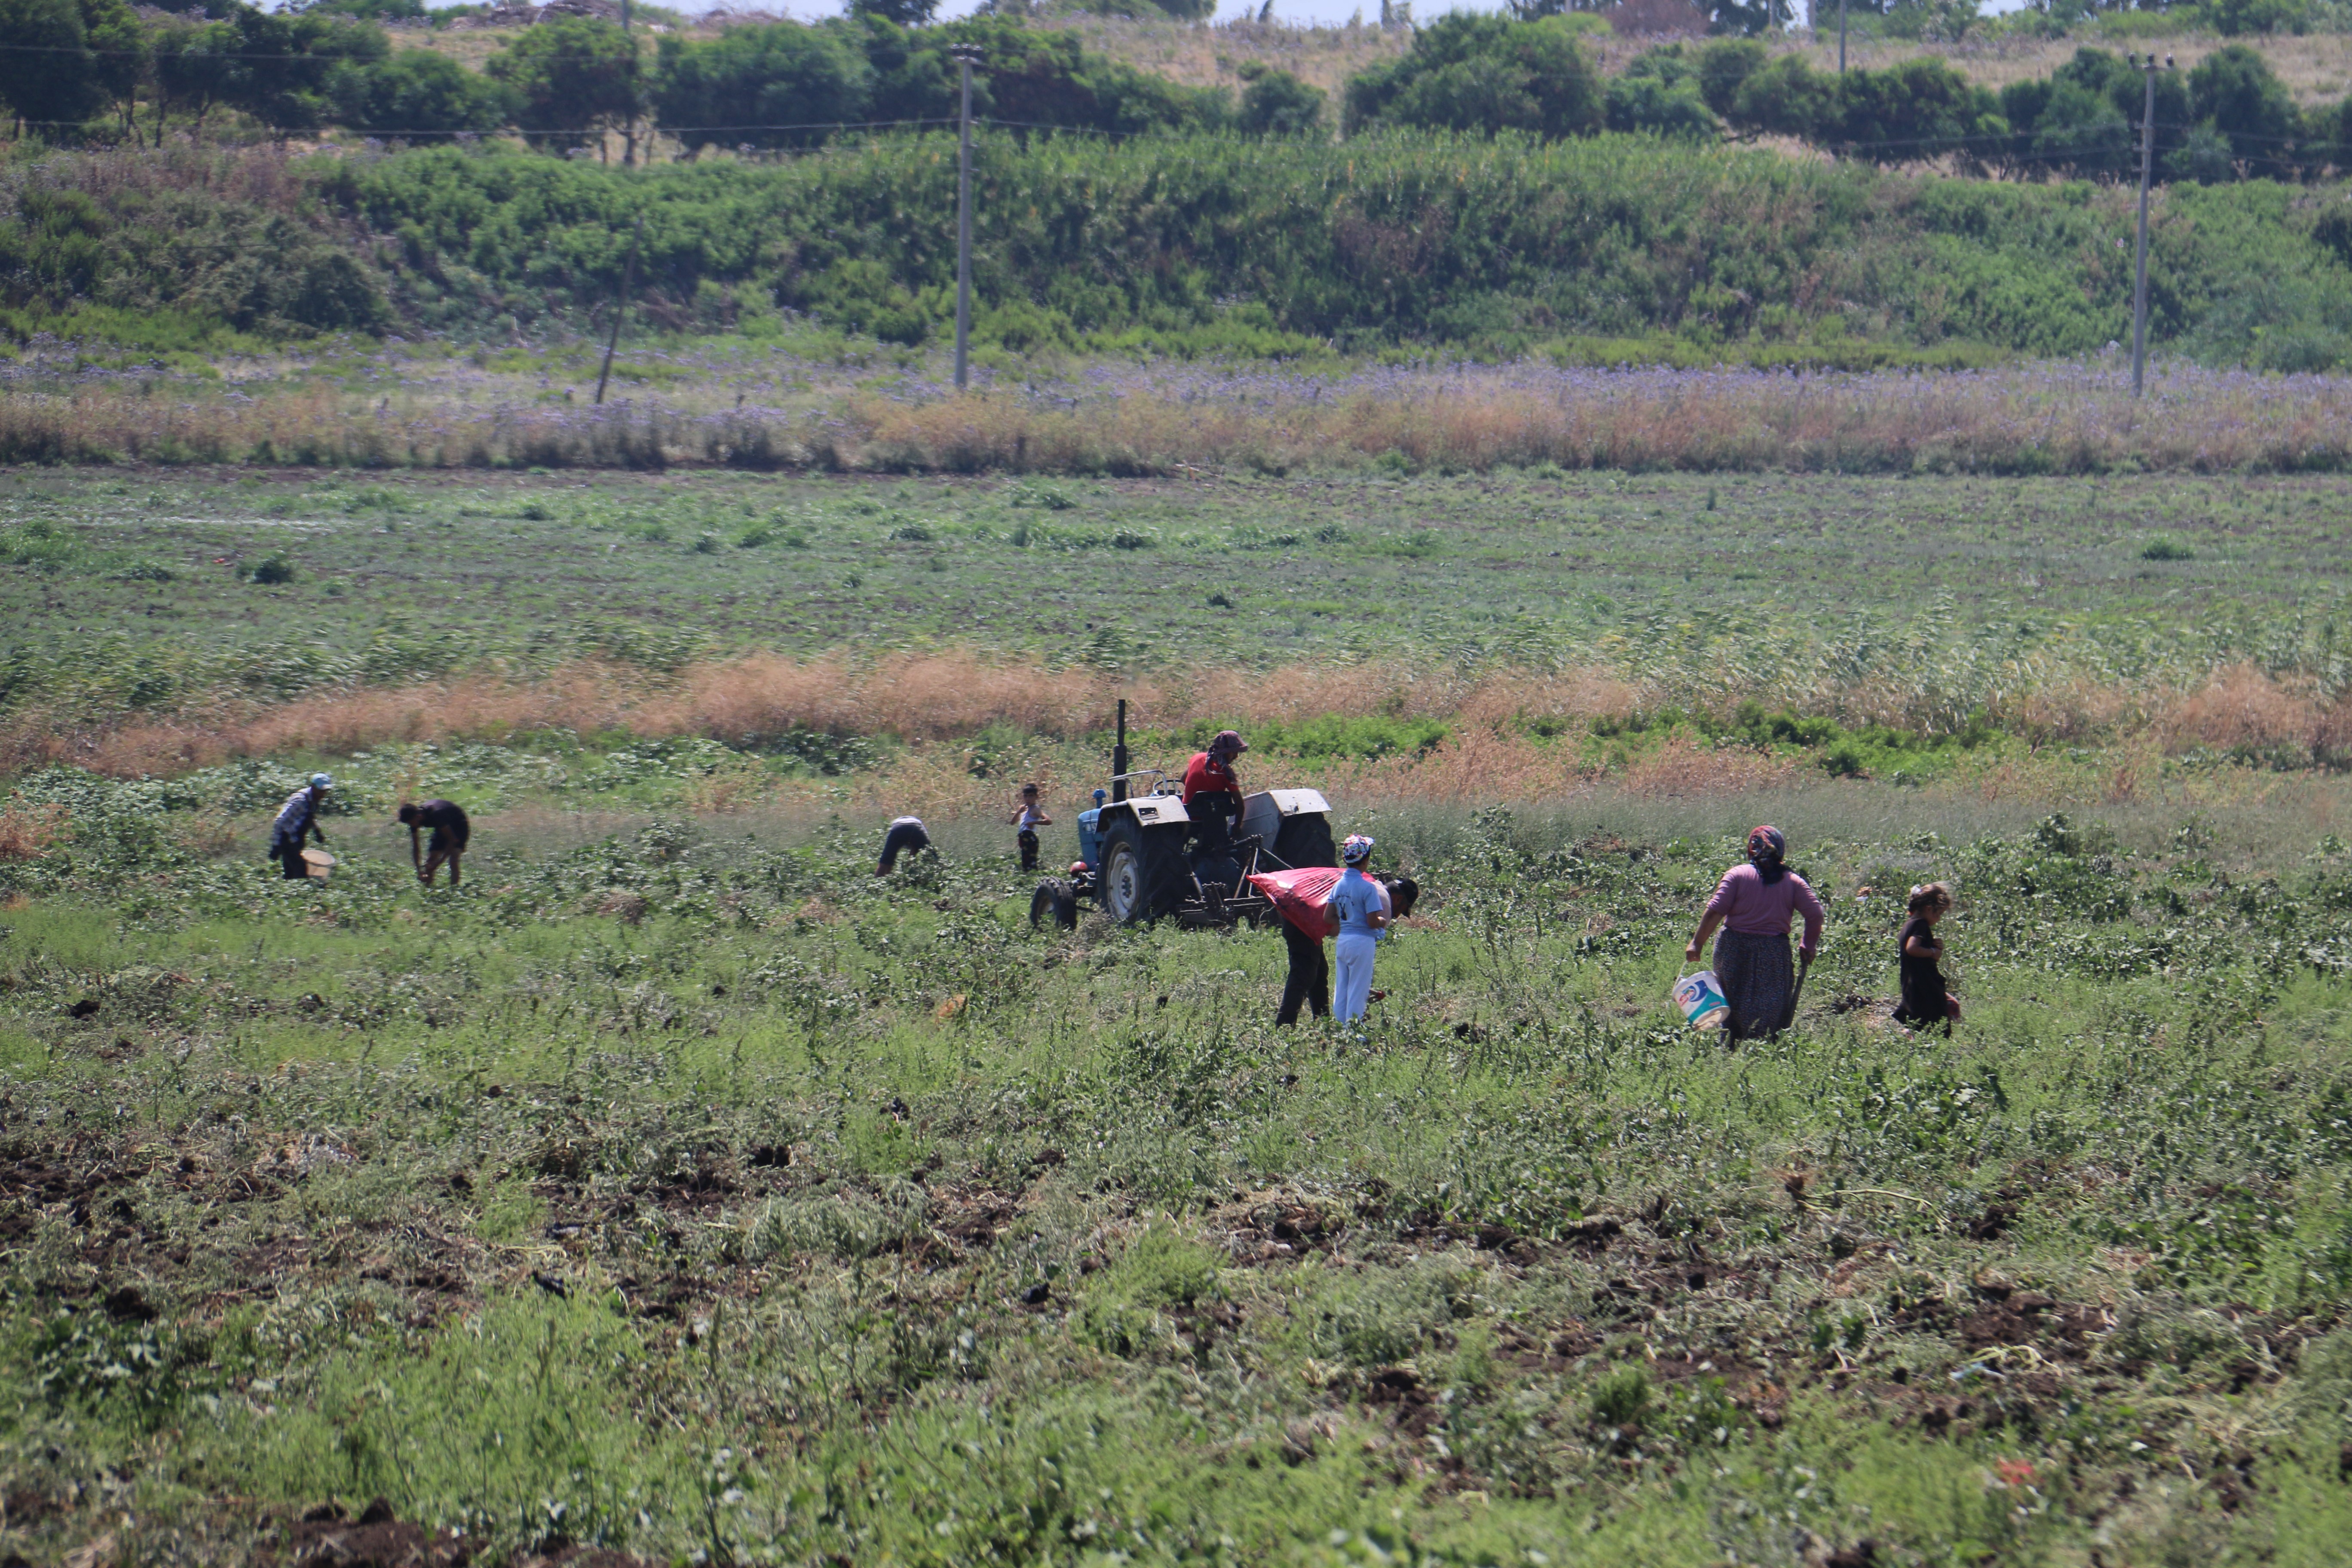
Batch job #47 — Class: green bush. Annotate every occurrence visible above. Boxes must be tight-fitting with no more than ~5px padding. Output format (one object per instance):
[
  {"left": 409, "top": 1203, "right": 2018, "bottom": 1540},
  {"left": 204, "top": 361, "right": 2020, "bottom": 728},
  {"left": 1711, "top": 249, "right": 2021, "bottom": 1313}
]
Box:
[
  {"left": 1343, "top": 15, "right": 1603, "bottom": 141},
  {"left": 328, "top": 48, "right": 516, "bottom": 137},
  {"left": 1236, "top": 62, "right": 1325, "bottom": 138},
  {"left": 485, "top": 14, "right": 640, "bottom": 151},
  {"left": 650, "top": 21, "right": 871, "bottom": 156}
]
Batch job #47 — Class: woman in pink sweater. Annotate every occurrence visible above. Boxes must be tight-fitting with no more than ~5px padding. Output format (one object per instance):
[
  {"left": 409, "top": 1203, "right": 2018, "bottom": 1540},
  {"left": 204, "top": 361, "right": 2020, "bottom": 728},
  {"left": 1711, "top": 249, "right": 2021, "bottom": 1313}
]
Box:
[{"left": 1683, "top": 825, "right": 1825, "bottom": 1041}]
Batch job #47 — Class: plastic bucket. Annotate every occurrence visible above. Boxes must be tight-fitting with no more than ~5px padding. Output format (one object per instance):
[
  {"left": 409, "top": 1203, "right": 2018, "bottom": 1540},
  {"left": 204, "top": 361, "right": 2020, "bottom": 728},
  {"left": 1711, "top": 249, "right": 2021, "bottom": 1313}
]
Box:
[
  {"left": 1671, "top": 970, "right": 1729, "bottom": 1030},
  {"left": 301, "top": 848, "right": 337, "bottom": 880}
]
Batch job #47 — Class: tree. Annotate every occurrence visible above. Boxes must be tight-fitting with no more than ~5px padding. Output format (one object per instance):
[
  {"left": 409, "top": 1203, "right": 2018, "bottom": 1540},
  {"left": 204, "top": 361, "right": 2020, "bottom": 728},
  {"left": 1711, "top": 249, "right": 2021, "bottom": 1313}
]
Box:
[
  {"left": 1694, "top": 36, "right": 1764, "bottom": 117},
  {"left": 328, "top": 48, "right": 515, "bottom": 137},
  {"left": 486, "top": 15, "right": 641, "bottom": 155},
  {"left": 1706, "top": 0, "right": 1794, "bottom": 36},
  {"left": 2206, "top": 0, "right": 2314, "bottom": 36},
  {"left": 2189, "top": 43, "right": 2301, "bottom": 178},
  {"left": 1721, "top": 53, "right": 1829, "bottom": 140},
  {"left": 1236, "top": 61, "right": 1324, "bottom": 137},
  {"left": 1343, "top": 14, "right": 1603, "bottom": 141},
  {"left": 215, "top": 7, "right": 389, "bottom": 135},
  {"left": 0, "top": 0, "right": 106, "bottom": 133},
  {"left": 1821, "top": 57, "right": 2002, "bottom": 163},
  {"left": 2306, "top": 95, "right": 2352, "bottom": 178},
  {"left": 651, "top": 22, "right": 870, "bottom": 155},
  {"left": 847, "top": 0, "right": 937, "bottom": 27},
  {"left": 299, "top": 0, "right": 430, "bottom": 18},
  {"left": 1998, "top": 75, "right": 2133, "bottom": 180},
  {"left": 1606, "top": 47, "right": 1718, "bottom": 138},
  {"left": 150, "top": 16, "right": 239, "bottom": 140},
  {"left": 79, "top": 0, "right": 144, "bottom": 137}
]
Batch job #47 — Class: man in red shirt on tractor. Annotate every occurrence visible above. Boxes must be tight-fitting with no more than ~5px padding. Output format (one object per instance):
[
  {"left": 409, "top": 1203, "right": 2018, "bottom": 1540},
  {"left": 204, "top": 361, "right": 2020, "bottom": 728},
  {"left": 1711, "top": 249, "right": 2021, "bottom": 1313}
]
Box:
[{"left": 1182, "top": 729, "right": 1248, "bottom": 856}]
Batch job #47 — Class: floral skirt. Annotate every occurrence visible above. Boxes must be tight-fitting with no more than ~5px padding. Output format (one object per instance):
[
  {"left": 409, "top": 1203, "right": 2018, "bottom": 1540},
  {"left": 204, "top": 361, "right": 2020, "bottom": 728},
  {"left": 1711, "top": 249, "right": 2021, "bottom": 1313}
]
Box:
[{"left": 1712, "top": 929, "right": 1794, "bottom": 1041}]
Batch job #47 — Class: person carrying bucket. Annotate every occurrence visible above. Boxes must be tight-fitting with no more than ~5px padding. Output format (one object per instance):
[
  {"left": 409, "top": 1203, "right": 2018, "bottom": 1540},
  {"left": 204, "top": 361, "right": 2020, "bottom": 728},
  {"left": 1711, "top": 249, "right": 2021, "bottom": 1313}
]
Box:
[
  {"left": 270, "top": 774, "right": 334, "bottom": 880},
  {"left": 1684, "top": 824, "right": 1823, "bottom": 1041}
]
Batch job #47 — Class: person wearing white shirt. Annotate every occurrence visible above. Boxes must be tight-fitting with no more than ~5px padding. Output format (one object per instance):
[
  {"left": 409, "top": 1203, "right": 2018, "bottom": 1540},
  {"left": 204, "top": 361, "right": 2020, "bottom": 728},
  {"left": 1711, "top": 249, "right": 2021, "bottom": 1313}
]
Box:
[{"left": 1326, "top": 835, "right": 1390, "bottom": 1023}]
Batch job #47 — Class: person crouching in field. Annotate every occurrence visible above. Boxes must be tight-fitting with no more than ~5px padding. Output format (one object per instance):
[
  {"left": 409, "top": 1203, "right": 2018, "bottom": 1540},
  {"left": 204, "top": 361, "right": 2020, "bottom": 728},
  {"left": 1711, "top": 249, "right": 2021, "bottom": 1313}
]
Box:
[
  {"left": 877, "top": 815, "right": 933, "bottom": 875},
  {"left": 1893, "top": 882, "right": 1961, "bottom": 1031},
  {"left": 269, "top": 773, "right": 332, "bottom": 879},
  {"left": 397, "top": 799, "right": 470, "bottom": 888},
  {"left": 1327, "top": 835, "right": 1390, "bottom": 1025},
  {"left": 1011, "top": 784, "right": 1051, "bottom": 872},
  {"left": 1684, "top": 824, "right": 1824, "bottom": 1041}
]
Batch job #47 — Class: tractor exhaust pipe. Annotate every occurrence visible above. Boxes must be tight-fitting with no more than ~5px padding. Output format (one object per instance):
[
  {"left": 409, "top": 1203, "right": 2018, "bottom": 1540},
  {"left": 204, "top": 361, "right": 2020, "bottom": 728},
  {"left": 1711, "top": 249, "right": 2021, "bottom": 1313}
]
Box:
[{"left": 1111, "top": 698, "right": 1129, "bottom": 803}]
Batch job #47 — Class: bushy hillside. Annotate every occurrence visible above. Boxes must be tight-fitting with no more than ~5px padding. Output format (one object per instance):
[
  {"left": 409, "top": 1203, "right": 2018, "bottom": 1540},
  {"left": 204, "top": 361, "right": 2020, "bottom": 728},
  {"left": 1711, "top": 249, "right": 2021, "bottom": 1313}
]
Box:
[{"left": 6, "top": 131, "right": 2348, "bottom": 365}]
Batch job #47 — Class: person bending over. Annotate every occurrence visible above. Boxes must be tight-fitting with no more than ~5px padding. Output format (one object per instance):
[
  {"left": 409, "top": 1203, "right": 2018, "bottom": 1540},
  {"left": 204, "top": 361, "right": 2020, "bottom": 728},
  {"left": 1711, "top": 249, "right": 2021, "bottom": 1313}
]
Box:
[
  {"left": 397, "top": 799, "right": 471, "bottom": 888},
  {"left": 877, "top": 815, "right": 933, "bottom": 876},
  {"left": 270, "top": 774, "right": 333, "bottom": 880}
]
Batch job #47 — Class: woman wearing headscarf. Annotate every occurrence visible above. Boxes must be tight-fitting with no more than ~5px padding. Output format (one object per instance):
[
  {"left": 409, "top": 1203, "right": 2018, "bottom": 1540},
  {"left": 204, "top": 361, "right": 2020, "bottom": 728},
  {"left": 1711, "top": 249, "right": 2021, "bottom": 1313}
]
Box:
[{"left": 1684, "top": 825, "right": 1824, "bottom": 1041}]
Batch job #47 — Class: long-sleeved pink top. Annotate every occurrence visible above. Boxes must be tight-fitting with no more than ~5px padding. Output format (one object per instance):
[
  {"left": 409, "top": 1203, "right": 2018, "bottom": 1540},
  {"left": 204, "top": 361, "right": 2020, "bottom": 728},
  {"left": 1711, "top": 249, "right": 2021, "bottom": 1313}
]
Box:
[{"left": 1704, "top": 862, "right": 1825, "bottom": 957}]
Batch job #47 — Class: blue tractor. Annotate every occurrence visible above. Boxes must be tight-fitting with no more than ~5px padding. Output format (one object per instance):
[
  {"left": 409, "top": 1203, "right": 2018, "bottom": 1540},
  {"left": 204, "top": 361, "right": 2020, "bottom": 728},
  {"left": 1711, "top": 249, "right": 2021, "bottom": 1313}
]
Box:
[{"left": 1030, "top": 700, "right": 1337, "bottom": 929}]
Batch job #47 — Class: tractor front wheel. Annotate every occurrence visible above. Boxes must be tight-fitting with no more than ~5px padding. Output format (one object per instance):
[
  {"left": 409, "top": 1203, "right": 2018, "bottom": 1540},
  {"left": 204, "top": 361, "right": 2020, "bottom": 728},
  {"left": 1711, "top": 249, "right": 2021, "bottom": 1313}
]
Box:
[{"left": 1100, "top": 819, "right": 1155, "bottom": 924}]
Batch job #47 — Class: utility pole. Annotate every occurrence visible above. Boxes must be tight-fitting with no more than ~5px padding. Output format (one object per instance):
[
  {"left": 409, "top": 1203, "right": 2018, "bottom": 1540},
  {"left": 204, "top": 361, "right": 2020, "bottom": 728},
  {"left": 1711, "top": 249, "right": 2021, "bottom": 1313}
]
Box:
[
  {"left": 2128, "top": 53, "right": 2172, "bottom": 398},
  {"left": 951, "top": 45, "right": 982, "bottom": 391},
  {"left": 595, "top": 214, "right": 644, "bottom": 406},
  {"left": 1838, "top": 0, "right": 1846, "bottom": 73}
]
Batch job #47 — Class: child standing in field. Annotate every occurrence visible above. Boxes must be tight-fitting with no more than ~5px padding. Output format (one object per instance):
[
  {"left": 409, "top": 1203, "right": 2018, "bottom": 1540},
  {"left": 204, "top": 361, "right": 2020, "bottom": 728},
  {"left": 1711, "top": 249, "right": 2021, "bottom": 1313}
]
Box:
[
  {"left": 1894, "top": 882, "right": 1962, "bottom": 1031},
  {"left": 1327, "top": 835, "right": 1390, "bottom": 1025},
  {"left": 1011, "top": 784, "right": 1052, "bottom": 872}
]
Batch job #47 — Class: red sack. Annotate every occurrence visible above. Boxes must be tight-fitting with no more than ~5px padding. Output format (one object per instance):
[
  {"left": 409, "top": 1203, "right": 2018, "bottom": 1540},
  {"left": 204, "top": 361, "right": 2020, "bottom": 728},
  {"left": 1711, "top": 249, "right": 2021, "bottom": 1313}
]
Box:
[{"left": 1247, "top": 867, "right": 1344, "bottom": 940}]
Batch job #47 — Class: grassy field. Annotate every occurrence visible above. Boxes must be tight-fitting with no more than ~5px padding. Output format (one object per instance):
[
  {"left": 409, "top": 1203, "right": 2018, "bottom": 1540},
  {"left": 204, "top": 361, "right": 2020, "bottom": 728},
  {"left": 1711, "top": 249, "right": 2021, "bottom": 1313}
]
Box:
[
  {"left": 4, "top": 470, "right": 2352, "bottom": 1566},
  {"left": 7, "top": 465, "right": 2350, "bottom": 718}
]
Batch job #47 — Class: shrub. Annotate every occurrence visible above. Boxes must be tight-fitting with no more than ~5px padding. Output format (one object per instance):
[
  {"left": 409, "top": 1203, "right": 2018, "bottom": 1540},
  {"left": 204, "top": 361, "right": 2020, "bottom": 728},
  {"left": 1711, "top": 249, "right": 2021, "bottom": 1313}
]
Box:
[
  {"left": 2189, "top": 44, "right": 2304, "bottom": 180},
  {"left": 1590, "top": 1364, "right": 1651, "bottom": 1429},
  {"left": 651, "top": 21, "right": 871, "bottom": 156},
  {"left": 1343, "top": 15, "right": 1603, "bottom": 141},
  {"left": 1608, "top": 50, "right": 1718, "bottom": 139},
  {"left": 328, "top": 49, "right": 516, "bottom": 137},
  {"left": 1237, "top": 62, "right": 1326, "bottom": 138},
  {"left": 248, "top": 554, "right": 295, "bottom": 585},
  {"left": 485, "top": 15, "right": 640, "bottom": 151}
]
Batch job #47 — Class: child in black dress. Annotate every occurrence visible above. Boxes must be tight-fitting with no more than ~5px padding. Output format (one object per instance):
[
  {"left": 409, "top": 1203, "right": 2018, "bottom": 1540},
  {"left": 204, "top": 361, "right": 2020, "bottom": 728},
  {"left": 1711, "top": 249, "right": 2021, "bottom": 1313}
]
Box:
[{"left": 1894, "top": 882, "right": 1961, "bottom": 1030}]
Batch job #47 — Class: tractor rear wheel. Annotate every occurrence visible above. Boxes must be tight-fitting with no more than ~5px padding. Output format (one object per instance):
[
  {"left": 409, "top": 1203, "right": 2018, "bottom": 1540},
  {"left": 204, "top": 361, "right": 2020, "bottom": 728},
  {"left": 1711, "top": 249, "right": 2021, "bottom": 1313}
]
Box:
[
  {"left": 1273, "top": 812, "right": 1337, "bottom": 870},
  {"left": 1030, "top": 879, "right": 1078, "bottom": 930}
]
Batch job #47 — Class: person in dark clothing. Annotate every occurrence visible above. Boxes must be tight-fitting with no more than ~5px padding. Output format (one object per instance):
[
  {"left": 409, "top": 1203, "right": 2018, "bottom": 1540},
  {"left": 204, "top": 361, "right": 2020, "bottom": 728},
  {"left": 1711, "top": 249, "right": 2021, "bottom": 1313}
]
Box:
[
  {"left": 397, "top": 799, "right": 471, "bottom": 888},
  {"left": 877, "top": 815, "right": 933, "bottom": 875},
  {"left": 269, "top": 773, "right": 333, "bottom": 879},
  {"left": 1275, "top": 919, "right": 1330, "bottom": 1027},
  {"left": 1274, "top": 873, "right": 1418, "bottom": 1026},
  {"left": 1893, "top": 882, "right": 1961, "bottom": 1030}
]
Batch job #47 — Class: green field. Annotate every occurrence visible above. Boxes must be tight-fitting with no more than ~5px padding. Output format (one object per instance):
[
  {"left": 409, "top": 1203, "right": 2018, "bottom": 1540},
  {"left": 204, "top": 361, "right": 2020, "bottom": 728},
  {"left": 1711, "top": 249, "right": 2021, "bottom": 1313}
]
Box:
[
  {"left": 4, "top": 471, "right": 2352, "bottom": 1566},
  {"left": 6, "top": 467, "right": 2351, "bottom": 719}
]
